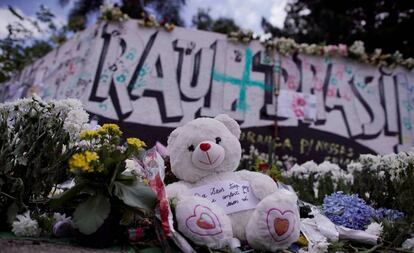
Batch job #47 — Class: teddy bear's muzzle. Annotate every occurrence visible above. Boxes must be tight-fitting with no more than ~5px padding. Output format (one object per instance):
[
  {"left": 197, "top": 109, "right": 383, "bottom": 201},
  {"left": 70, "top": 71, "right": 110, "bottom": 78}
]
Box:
[{"left": 191, "top": 140, "right": 225, "bottom": 170}]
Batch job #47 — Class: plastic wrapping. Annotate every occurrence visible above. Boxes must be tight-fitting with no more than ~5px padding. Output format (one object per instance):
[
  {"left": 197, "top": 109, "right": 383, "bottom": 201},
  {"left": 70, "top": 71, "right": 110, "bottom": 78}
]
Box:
[
  {"left": 142, "top": 147, "right": 196, "bottom": 253},
  {"left": 300, "top": 205, "right": 379, "bottom": 251}
]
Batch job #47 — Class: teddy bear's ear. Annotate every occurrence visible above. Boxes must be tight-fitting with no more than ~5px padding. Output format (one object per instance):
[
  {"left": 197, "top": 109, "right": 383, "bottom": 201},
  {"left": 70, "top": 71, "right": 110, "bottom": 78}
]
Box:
[
  {"left": 215, "top": 114, "right": 241, "bottom": 139},
  {"left": 167, "top": 127, "right": 181, "bottom": 147}
]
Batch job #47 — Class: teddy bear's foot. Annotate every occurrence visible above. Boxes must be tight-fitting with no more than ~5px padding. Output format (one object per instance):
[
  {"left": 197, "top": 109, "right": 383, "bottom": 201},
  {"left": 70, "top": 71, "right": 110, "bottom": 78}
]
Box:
[
  {"left": 175, "top": 196, "right": 239, "bottom": 249},
  {"left": 245, "top": 189, "right": 300, "bottom": 252}
]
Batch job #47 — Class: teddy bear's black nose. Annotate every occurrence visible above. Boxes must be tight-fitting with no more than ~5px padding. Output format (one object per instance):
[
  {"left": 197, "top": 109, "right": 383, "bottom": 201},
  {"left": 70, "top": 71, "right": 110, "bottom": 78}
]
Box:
[{"left": 200, "top": 143, "right": 211, "bottom": 151}]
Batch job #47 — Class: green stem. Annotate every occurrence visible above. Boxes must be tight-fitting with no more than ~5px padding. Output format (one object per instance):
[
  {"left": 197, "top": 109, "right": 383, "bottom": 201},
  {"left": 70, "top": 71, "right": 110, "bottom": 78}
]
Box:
[
  {"left": 108, "top": 163, "right": 120, "bottom": 195},
  {"left": 0, "top": 191, "right": 16, "bottom": 200},
  {"left": 358, "top": 243, "right": 383, "bottom": 253}
]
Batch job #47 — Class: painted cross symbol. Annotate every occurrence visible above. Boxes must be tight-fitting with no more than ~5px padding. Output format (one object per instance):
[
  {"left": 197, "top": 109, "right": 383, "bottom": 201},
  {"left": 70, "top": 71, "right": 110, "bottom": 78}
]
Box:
[{"left": 212, "top": 48, "right": 270, "bottom": 111}]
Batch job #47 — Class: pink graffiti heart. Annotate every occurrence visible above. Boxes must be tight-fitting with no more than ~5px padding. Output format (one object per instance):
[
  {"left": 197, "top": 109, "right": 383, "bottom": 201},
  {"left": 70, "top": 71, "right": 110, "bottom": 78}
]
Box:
[
  {"left": 294, "top": 108, "right": 304, "bottom": 117},
  {"left": 185, "top": 205, "right": 222, "bottom": 236},
  {"left": 266, "top": 208, "right": 296, "bottom": 242}
]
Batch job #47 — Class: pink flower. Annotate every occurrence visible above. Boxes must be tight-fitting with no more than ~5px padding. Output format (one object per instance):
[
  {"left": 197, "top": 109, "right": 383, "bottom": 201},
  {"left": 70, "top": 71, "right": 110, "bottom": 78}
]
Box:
[{"left": 339, "top": 44, "right": 348, "bottom": 56}]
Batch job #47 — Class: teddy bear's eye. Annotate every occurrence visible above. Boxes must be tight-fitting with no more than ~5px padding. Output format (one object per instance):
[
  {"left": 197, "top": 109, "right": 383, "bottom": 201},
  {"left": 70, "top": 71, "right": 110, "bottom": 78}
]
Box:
[
  {"left": 188, "top": 145, "right": 195, "bottom": 152},
  {"left": 215, "top": 137, "right": 221, "bottom": 144}
]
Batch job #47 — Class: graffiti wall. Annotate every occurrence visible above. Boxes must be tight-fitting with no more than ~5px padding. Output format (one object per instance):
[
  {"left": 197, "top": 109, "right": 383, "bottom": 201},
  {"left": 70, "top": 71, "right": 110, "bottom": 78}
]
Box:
[{"left": 1, "top": 21, "right": 413, "bottom": 166}]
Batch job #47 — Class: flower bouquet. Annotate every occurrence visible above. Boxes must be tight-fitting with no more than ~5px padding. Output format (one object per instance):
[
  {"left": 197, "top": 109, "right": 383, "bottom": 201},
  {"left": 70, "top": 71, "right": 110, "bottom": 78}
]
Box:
[
  {"left": 0, "top": 95, "right": 88, "bottom": 227},
  {"left": 51, "top": 124, "right": 157, "bottom": 246}
]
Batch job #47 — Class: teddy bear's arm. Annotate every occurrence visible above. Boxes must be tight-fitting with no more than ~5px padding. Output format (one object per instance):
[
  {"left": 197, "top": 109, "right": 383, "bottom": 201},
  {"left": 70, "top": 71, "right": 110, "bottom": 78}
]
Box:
[
  {"left": 166, "top": 181, "right": 192, "bottom": 201},
  {"left": 235, "top": 170, "right": 278, "bottom": 200}
]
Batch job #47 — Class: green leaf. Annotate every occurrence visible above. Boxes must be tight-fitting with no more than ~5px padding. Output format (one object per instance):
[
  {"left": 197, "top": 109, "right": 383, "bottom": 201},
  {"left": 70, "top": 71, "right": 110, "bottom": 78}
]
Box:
[
  {"left": 73, "top": 194, "right": 110, "bottom": 235},
  {"left": 49, "top": 182, "right": 87, "bottom": 208},
  {"left": 113, "top": 181, "right": 156, "bottom": 212},
  {"left": 116, "top": 174, "right": 136, "bottom": 183}
]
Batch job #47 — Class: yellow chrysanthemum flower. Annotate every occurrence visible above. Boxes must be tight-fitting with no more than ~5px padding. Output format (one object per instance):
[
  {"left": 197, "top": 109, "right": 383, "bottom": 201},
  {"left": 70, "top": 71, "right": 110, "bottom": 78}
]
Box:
[
  {"left": 69, "top": 153, "right": 90, "bottom": 173},
  {"left": 127, "top": 137, "right": 147, "bottom": 150},
  {"left": 84, "top": 151, "right": 99, "bottom": 162},
  {"left": 97, "top": 123, "right": 122, "bottom": 136},
  {"left": 68, "top": 151, "right": 100, "bottom": 173},
  {"left": 79, "top": 129, "right": 99, "bottom": 140}
]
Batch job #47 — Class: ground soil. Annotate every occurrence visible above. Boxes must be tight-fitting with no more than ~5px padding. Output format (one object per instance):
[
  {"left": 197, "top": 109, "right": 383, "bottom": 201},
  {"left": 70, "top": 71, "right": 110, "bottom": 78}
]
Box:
[{"left": 0, "top": 238, "right": 128, "bottom": 253}]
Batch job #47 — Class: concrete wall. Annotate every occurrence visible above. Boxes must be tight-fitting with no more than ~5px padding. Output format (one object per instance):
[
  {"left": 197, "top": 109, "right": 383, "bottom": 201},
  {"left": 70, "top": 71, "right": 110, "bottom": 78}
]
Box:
[{"left": 1, "top": 21, "right": 413, "bottom": 165}]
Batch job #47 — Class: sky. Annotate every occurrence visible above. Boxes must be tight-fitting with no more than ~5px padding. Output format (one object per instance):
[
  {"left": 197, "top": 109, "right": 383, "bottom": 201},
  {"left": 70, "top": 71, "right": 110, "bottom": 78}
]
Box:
[{"left": 0, "top": 0, "right": 288, "bottom": 38}]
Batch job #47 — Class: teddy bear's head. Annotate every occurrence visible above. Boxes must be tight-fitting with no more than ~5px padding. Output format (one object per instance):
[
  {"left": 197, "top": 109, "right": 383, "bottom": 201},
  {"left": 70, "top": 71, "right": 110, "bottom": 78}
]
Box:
[{"left": 167, "top": 114, "right": 242, "bottom": 183}]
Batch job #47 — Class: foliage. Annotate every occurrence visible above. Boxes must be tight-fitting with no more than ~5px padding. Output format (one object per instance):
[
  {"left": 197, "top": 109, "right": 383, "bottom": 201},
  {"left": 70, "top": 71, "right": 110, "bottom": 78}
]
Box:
[
  {"left": 238, "top": 144, "right": 295, "bottom": 182},
  {"left": 259, "top": 38, "right": 414, "bottom": 69},
  {"left": 51, "top": 124, "right": 157, "bottom": 235},
  {"left": 61, "top": 0, "right": 186, "bottom": 32},
  {"left": 349, "top": 152, "right": 414, "bottom": 221},
  {"left": 98, "top": 4, "right": 129, "bottom": 23},
  {"left": 279, "top": 151, "right": 414, "bottom": 222},
  {"left": 191, "top": 8, "right": 241, "bottom": 35},
  {"left": 0, "top": 5, "right": 68, "bottom": 83},
  {"left": 263, "top": 0, "right": 414, "bottom": 58},
  {"left": 137, "top": 12, "right": 176, "bottom": 32},
  {"left": 0, "top": 96, "right": 88, "bottom": 226},
  {"left": 282, "top": 161, "right": 352, "bottom": 204},
  {"left": 382, "top": 218, "right": 414, "bottom": 249}
]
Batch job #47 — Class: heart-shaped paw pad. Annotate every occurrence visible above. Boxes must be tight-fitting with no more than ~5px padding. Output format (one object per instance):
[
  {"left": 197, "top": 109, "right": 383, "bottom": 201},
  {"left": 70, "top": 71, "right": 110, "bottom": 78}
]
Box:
[
  {"left": 266, "top": 208, "right": 296, "bottom": 242},
  {"left": 274, "top": 218, "right": 289, "bottom": 236},
  {"left": 185, "top": 205, "right": 222, "bottom": 236}
]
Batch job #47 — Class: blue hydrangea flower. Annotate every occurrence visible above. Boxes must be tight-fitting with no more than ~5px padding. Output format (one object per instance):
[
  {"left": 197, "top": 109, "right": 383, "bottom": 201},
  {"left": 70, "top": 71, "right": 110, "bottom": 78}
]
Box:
[
  {"left": 375, "top": 208, "right": 404, "bottom": 221},
  {"left": 322, "top": 192, "right": 376, "bottom": 230}
]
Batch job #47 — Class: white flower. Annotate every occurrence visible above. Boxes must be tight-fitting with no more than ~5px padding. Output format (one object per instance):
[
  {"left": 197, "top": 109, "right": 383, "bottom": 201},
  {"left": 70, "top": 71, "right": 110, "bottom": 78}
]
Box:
[
  {"left": 303, "top": 238, "right": 329, "bottom": 253},
  {"left": 407, "top": 152, "right": 414, "bottom": 164},
  {"left": 48, "top": 187, "right": 64, "bottom": 198},
  {"left": 381, "top": 153, "right": 400, "bottom": 169},
  {"left": 302, "top": 161, "right": 318, "bottom": 172},
  {"left": 53, "top": 213, "right": 72, "bottom": 223},
  {"left": 49, "top": 98, "right": 89, "bottom": 141},
  {"left": 123, "top": 159, "right": 145, "bottom": 179},
  {"left": 51, "top": 98, "right": 83, "bottom": 112},
  {"left": 313, "top": 181, "right": 319, "bottom": 198},
  {"left": 259, "top": 33, "right": 272, "bottom": 42},
  {"left": 12, "top": 211, "right": 41, "bottom": 237},
  {"left": 365, "top": 222, "right": 383, "bottom": 237},
  {"left": 56, "top": 178, "right": 75, "bottom": 189},
  {"left": 63, "top": 109, "right": 89, "bottom": 140},
  {"left": 402, "top": 237, "right": 414, "bottom": 250},
  {"left": 349, "top": 40, "right": 366, "bottom": 56},
  {"left": 347, "top": 162, "right": 363, "bottom": 173},
  {"left": 61, "top": 144, "right": 67, "bottom": 154},
  {"left": 359, "top": 154, "right": 380, "bottom": 168}
]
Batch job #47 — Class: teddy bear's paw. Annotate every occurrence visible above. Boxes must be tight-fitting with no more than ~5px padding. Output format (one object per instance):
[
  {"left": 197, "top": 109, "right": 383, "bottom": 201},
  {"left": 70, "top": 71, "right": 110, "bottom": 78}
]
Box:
[
  {"left": 175, "top": 196, "right": 236, "bottom": 249},
  {"left": 245, "top": 191, "right": 300, "bottom": 252}
]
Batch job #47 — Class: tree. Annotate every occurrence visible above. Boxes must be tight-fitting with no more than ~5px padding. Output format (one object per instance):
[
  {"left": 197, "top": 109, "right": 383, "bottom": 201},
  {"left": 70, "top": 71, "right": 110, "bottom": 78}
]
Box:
[
  {"left": 0, "top": 5, "right": 67, "bottom": 83},
  {"left": 191, "top": 8, "right": 213, "bottom": 31},
  {"left": 263, "top": 0, "right": 414, "bottom": 57},
  {"left": 191, "top": 8, "right": 240, "bottom": 35},
  {"left": 61, "top": 0, "right": 187, "bottom": 32}
]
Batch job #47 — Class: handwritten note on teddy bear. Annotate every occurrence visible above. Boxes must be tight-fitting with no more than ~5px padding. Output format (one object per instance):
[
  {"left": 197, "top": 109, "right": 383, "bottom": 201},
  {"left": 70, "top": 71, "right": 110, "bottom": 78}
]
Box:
[{"left": 190, "top": 180, "right": 260, "bottom": 214}]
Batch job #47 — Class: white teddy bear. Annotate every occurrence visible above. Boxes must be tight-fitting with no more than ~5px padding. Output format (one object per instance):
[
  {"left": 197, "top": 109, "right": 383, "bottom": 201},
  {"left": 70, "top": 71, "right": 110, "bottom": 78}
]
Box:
[{"left": 166, "top": 114, "right": 300, "bottom": 251}]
